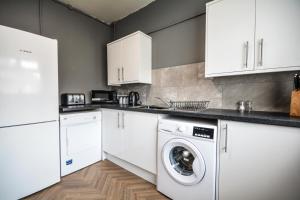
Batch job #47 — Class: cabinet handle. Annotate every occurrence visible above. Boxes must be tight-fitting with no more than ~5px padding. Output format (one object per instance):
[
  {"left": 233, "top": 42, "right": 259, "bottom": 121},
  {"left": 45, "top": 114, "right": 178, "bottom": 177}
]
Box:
[
  {"left": 122, "top": 112, "right": 125, "bottom": 129},
  {"left": 259, "top": 38, "right": 264, "bottom": 66},
  {"left": 117, "top": 112, "right": 120, "bottom": 128},
  {"left": 122, "top": 67, "right": 124, "bottom": 81},
  {"left": 118, "top": 68, "right": 120, "bottom": 81},
  {"left": 244, "top": 41, "right": 249, "bottom": 68},
  {"left": 223, "top": 124, "right": 228, "bottom": 153}
]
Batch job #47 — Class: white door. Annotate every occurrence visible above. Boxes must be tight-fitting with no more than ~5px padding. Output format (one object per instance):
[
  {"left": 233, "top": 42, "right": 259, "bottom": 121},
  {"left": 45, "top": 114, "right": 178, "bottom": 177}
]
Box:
[
  {"left": 218, "top": 121, "right": 300, "bottom": 200},
  {"left": 102, "top": 109, "right": 124, "bottom": 158},
  {"left": 205, "top": 0, "right": 255, "bottom": 76},
  {"left": 162, "top": 138, "right": 206, "bottom": 186},
  {"left": 122, "top": 34, "right": 140, "bottom": 83},
  {"left": 255, "top": 0, "right": 300, "bottom": 70},
  {"left": 66, "top": 123, "right": 101, "bottom": 155},
  {"left": 0, "top": 121, "right": 60, "bottom": 200},
  {"left": 107, "top": 41, "right": 122, "bottom": 85},
  {"left": 0, "top": 25, "right": 58, "bottom": 127},
  {"left": 123, "top": 111, "right": 158, "bottom": 174}
]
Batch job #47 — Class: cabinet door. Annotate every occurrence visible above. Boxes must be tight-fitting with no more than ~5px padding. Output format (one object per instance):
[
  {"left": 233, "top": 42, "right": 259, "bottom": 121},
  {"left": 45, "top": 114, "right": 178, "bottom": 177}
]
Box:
[
  {"left": 107, "top": 42, "right": 122, "bottom": 85},
  {"left": 123, "top": 111, "right": 158, "bottom": 174},
  {"left": 218, "top": 121, "right": 300, "bottom": 200},
  {"left": 122, "top": 34, "right": 140, "bottom": 83},
  {"left": 206, "top": 0, "right": 255, "bottom": 76},
  {"left": 255, "top": 0, "right": 300, "bottom": 70},
  {"left": 0, "top": 26, "right": 58, "bottom": 127},
  {"left": 102, "top": 109, "right": 123, "bottom": 158}
]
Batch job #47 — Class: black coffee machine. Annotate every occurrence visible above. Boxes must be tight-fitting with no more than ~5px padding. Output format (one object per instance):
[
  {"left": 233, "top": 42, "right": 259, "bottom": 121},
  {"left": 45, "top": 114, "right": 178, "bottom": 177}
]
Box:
[{"left": 128, "top": 91, "right": 140, "bottom": 106}]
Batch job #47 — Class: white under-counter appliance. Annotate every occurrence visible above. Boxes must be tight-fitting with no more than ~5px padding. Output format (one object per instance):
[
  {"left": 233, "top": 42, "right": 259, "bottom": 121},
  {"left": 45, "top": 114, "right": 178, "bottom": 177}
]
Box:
[
  {"left": 0, "top": 25, "right": 60, "bottom": 199},
  {"left": 60, "top": 111, "right": 102, "bottom": 176},
  {"left": 157, "top": 117, "right": 217, "bottom": 200}
]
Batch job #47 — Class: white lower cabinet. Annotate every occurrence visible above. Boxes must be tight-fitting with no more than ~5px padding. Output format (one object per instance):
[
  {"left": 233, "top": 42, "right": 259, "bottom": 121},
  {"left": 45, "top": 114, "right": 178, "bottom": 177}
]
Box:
[
  {"left": 218, "top": 120, "right": 300, "bottom": 200},
  {"left": 122, "top": 111, "right": 158, "bottom": 174},
  {"left": 102, "top": 109, "right": 124, "bottom": 158},
  {"left": 102, "top": 109, "right": 158, "bottom": 174}
]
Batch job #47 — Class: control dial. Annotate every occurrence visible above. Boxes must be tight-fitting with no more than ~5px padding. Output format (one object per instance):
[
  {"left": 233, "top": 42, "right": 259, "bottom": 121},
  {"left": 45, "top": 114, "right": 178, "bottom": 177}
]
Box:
[{"left": 177, "top": 125, "right": 185, "bottom": 132}]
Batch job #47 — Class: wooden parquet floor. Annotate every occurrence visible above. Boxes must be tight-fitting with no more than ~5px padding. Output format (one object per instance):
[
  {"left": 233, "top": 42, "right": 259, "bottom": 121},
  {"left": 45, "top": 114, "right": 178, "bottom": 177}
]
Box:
[{"left": 24, "top": 160, "right": 169, "bottom": 200}]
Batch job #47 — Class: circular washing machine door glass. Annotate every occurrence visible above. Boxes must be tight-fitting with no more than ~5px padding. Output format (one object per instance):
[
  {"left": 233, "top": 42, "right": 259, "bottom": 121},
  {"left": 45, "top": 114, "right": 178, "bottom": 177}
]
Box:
[{"left": 162, "top": 138, "right": 206, "bottom": 186}]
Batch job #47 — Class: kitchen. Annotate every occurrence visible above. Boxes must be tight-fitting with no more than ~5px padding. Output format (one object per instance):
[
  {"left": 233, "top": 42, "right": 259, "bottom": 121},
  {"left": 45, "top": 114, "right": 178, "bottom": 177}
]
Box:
[{"left": 0, "top": 0, "right": 300, "bottom": 200}]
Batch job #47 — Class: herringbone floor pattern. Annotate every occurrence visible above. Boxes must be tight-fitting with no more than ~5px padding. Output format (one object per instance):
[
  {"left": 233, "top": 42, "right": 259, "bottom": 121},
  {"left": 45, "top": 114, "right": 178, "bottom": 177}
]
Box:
[{"left": 24, "top": 160, "right": 169, "bottom": 200}]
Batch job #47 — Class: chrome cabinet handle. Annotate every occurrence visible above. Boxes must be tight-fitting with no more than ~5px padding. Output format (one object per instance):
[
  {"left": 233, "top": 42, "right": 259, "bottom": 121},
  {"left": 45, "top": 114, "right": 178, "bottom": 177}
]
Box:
[
  {"left": 122, "top": 67, "right": 124, "bottom": 81},
  {"left": 118, "top": 68, "right": 120, "bottom": 81},
  {"left": 223, "top": 124, "right": 228, "bottom": 153},
  {"left": 259, "top": 38, "right": 264, "bottom": 66},
  {"left": 122, "top": 112, "right": 125, "bottom": 129},
  {"left": 117, "top": 112, "right": 120, "bottom": 128},
  {"left": 244, "top": 41, "right": 249, "bottom": 68}
]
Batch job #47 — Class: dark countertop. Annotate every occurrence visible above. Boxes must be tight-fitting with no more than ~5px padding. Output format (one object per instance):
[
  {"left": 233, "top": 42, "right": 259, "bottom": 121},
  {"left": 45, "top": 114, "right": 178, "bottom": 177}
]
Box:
[
  {"left": 59, "top": 104, "right": 102, "bottom": 113},
  {"left": 100, "top": 104, "right": 300, "bottom": 128}
]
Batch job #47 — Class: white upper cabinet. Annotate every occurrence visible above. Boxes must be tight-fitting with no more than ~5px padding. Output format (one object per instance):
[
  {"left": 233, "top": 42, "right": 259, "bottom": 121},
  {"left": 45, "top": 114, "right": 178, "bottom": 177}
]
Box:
[
  {"left": 205, "top": 0, "right": 300, "bottom": 77},
  {"left": 206, "top": 0, "right": 255, "bottom": 75},
  {"left": 122, "top": 34, "right": 141, "bottom": 83},
  {"left": 255, "top": 0, "right": 300, "bottom": 71},
  {"left": 107, "top": 41, "right": 122, "bottom": 85},
  {"left": 107, "top": 31, "right": 152, "bottom": 86}
]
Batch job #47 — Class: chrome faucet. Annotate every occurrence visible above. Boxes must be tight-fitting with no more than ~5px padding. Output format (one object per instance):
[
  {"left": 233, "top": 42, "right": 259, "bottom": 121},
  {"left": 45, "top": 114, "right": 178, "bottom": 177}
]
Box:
[{"left": 154, "top": 97, "right": 171, "bottom": 108}]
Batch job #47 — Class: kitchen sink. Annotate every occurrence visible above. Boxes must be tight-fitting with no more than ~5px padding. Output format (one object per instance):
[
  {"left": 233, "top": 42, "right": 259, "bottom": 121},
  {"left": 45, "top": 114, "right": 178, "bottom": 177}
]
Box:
[{"left": 138, "top": 105, "right": 170, "bottom": 110}]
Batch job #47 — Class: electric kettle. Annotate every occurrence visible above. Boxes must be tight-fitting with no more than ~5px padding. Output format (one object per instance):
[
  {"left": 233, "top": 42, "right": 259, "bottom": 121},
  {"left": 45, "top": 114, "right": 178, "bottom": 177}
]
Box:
[{"left": 128, "top": 91, "right": 140, "bottom": 106}]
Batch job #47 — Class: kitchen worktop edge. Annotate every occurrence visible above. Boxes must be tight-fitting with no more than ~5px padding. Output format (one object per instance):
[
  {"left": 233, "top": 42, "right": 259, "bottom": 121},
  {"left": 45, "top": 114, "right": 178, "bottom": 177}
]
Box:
[{"left": 99, "top": 105, "right": 300, "bottom": 128}]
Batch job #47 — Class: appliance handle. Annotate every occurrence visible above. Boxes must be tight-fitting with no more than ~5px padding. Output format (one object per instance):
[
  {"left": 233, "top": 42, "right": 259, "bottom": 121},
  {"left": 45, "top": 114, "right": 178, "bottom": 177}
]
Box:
[
  {"left": 118, "top": 68, "right": 120, "bottom": 81},
  {"left": 223, "top": 124, "right": 228, "bottom": 153},
  {"left": 117, "top": 112, "right": 120, "bottom": 128},
  {"left": 66, "top": 129, "right": 69, "bottom": 156},
  {"left": 159, "top": 129, "right": 172, "bottom": 133},
  {"left": 122, "top": 112, "right": 125, "bottom": 129},
  {"left": 259, "top": 38, "right": 264, "bottom": 66},
  {"left": 192, "top": 158, "right": 201, "bottom": 176},
  {"left": 61, "top": 117, "right": 99, "bottom": 126},
  {"left": 244, "top": 41, "right": 249, "bottom": 68}
]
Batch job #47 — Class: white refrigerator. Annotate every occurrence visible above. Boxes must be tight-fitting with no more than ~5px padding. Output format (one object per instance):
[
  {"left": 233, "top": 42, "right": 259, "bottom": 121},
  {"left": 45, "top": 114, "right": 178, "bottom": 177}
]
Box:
[{"left": 0, "top": 25, "right": 60, "bottom": 199}]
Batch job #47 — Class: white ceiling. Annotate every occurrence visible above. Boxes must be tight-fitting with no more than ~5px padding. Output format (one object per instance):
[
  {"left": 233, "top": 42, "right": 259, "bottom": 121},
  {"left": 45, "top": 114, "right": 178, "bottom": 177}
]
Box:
[{"left": 58, "top": 0, "right": 155, "bottom": 25}]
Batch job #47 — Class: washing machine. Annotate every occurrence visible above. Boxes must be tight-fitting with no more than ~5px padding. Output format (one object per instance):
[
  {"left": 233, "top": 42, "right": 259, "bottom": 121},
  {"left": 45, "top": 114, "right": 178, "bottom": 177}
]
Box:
[{"left": 157, "top": 117, "right": 217, "bottom": 200}]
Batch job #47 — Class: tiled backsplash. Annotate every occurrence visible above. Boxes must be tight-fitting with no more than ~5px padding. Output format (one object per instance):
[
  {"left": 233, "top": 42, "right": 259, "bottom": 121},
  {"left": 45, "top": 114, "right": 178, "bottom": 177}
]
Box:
[{"left": 115, "top": 62, "right": 295, "bottom": 112}]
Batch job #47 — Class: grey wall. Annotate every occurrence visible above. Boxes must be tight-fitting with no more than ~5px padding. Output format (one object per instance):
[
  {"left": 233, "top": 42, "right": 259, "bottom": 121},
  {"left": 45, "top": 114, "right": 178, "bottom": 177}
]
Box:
[
  {"left": 114, "top": 0, "right": 209, "bottom": 38},
  {"left": 151, "top": 16, "right": 205, "bottom": 68},
  {"left": 0, "top": 0, "right": 40, "bottom": 34},
  {"left": 114, "top": 0, "right": 209, "bottom": 68},
  {"left": 0, "top": 0, "right": 113, "bottom": 102}
]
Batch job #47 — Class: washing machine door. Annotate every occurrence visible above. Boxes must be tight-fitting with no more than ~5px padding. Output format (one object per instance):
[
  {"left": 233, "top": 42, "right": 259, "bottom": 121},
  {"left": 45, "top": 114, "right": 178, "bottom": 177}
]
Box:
[{"left": 162, "top": 138, "right": 206, "bottom": 186}]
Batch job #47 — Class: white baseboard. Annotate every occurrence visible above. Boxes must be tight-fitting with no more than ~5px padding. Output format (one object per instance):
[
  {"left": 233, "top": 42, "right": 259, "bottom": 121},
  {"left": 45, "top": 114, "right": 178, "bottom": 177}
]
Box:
[{"left": 104, "top": 152, "right": 156, "bottom": 185}]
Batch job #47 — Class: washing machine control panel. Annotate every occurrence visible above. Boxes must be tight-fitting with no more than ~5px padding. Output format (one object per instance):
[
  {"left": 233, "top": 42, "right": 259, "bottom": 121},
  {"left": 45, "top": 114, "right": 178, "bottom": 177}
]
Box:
[{"left": 193, "top": 126, "right": 214, "bottom": 139}]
